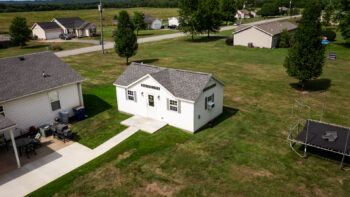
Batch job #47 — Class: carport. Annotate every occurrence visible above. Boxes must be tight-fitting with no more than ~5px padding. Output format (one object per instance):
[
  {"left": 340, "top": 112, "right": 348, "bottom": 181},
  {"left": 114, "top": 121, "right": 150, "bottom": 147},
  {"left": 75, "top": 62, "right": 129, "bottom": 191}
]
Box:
[{"left": 0, "top": 115, "right": 20, "bottom": 168}]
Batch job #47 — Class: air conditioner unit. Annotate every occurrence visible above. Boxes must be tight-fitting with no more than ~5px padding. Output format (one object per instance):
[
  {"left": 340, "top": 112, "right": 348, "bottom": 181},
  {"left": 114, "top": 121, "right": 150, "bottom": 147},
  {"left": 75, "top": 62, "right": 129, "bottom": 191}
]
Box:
[{"left": 207, "top": 101, "right": 215, "bottom": 110}]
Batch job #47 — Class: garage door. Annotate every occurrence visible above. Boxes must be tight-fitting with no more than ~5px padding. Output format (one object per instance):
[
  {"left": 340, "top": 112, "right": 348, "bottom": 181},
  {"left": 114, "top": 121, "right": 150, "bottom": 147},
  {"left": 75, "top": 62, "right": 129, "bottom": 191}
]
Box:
[{"left": 45, "top": 31, "right": 61, "bottom": 40}]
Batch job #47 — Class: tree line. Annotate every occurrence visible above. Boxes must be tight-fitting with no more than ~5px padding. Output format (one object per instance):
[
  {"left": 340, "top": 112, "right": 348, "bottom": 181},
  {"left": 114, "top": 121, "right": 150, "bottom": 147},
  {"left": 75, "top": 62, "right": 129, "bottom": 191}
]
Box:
[{"left": 0, "top": 0, "right": 179, "bottom": 13}]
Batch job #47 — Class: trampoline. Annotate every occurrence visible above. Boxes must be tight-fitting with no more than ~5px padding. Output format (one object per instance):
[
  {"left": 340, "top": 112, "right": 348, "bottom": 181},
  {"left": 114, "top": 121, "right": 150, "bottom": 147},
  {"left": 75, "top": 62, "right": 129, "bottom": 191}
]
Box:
[{"left": 287, "top": 92, "right": 350, "bottom": 170}]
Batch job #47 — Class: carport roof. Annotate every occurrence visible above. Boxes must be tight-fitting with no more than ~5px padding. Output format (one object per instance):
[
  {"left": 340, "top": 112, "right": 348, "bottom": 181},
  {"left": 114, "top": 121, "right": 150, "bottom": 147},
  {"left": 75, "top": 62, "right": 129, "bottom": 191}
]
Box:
[{"left": 0, "top": 115, "right": 15, "bottom": 131}]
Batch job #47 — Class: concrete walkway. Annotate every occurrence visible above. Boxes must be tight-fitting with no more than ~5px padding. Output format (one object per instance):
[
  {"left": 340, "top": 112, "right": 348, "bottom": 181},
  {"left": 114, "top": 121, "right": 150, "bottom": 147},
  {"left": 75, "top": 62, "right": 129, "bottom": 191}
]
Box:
[
  {"left": 54, "top": 16, "right": 300, "bottom": 58},
  {"left": 0, "top": 126, "right": 139, "bottom": 197}
]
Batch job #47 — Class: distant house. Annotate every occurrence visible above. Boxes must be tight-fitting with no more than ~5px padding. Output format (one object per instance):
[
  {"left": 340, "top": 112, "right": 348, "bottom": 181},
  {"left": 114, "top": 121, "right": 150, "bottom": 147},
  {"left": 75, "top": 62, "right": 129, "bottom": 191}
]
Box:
[
  {"left": 32, "top": 22, "right": 63, "bottom": 40},
  {"left": 235, "top": 9, "right": 251, "bottom": 19},
  {"left": 233, "top": 21, "right": 297, "bottom": 48},
  {"left": 0, "top": 34, "right": 12, "bottom": 48},
  {"left": 52, "top": 17, "right": 97, "bottom": 37},
  {"left": 144, "top": 15, "right": 162, "bottom": 30},
  {"left": 0, "top": 52, "right": 85, "bottom": 139},
  {"left": 112, "top": 19, "right": 118, "bottom": 25},
  {"left": 250, "top": 10, "right": 260, "bottom": 18},
  {"left": 114, "top": 62, "right": 225, "bottom": 133},
  {"left": 168, "top": 17, "right": 179, "bottom": 27},
  {"left": 279, "top": 6, "right": 289, "bottom": 14}
]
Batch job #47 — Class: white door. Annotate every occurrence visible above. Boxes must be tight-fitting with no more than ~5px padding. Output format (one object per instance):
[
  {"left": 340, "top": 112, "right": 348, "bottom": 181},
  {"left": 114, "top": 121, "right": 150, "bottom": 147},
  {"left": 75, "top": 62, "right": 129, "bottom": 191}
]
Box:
[
  {"left": 45, "top": 31, "right": 61, "bottom": 40},
  {"left": 146, "top": 94, "right": 157, "bottom": 118}
]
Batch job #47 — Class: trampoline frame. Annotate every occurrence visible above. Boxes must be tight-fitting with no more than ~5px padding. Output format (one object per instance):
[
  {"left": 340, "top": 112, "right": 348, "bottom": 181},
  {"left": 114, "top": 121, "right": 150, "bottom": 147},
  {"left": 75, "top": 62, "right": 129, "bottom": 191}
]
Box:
[{"left": 287, "top": 91, "right": 350, "bottom": 170}]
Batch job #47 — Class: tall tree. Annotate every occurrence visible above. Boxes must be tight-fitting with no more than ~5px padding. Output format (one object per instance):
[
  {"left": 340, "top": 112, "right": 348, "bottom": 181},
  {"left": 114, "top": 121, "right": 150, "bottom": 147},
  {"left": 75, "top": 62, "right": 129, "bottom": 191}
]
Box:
[
  {"left": 220, "top": 0, "right": 237, "bottom": 25},
  {"left": 196, "top": 0, "right": 222, "bottom": 37},
  {"left": 178, "top": 0, "right": 199, "bottom": 40},
  {"left": 322, "top": 3, "right": 335, "bottom": 26},
  {"left": 114, "top": 11, "right": 138, "bottom": 64},
  {"left": 339, "top": 11, "right": 350, "bottom": 43},
  {"left": 9, "top": 17, "right": 31, "bottom": 47},
  {"left": 260, "top": 2, "right": 280, "bottom": 17},
  {"left": 133, "top": 11, "right": 147, "bottom": 36},
  {"left": 283, "top": 0, "right": 325, "bottom": 89}
]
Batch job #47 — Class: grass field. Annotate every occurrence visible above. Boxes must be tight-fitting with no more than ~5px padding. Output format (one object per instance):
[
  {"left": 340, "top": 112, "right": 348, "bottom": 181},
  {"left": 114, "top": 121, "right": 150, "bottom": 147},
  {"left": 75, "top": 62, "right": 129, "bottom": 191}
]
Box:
[
  {"left": 0, "top": 8, "right": 179, "bottom": 32},
  {"left": 27, "top": 31, "right": 350, "bottom": 197},
  {"left": 0, "top": 41, "right": 93, "bottom": 58}
]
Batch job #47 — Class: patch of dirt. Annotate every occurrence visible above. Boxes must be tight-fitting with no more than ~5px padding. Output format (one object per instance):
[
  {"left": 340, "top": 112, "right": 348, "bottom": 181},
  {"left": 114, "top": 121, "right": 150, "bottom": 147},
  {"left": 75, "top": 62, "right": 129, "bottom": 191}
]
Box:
[
  {"left": 134, "top": 182, "right": 181, "bottom": 197},
  {"left": 233, "top": 97, "right": 242, "bottom": 102},
  {"left": 231, "top": 165, "right": 273, "bottom": 178},
  {"left": 116, "top": 149, "right": 135, "bottom": 162}
]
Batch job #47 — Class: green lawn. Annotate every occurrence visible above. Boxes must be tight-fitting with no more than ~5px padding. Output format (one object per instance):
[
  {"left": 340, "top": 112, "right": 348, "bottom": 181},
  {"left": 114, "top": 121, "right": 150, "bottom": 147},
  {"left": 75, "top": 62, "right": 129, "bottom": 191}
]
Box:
[
  {"left": 28, "top": 33, "right": 350, "bottom": 196},
  {"left": 0, "top": 41, "right": 93, "bottom": 58},
  {"left": 0, "top": 8, "right": 179, "bottom": 31}
]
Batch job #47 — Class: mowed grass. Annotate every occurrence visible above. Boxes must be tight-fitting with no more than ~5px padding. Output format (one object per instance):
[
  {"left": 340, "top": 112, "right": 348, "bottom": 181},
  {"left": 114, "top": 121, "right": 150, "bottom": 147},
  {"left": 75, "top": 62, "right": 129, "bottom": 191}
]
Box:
[
  {"left": 0, "top": 8, "right": 179, "bottom": 31},
  {"left": 29, "top": 33, "right": 350, "bottom": 196},
  {"left": 0, "top": 41, "right": 93, "bottom": 58}
]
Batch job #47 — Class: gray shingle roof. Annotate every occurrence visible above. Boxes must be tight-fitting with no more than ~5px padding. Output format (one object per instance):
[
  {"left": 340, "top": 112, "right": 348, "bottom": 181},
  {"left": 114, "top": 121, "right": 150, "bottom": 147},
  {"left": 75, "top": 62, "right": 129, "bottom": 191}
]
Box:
[
  {"left": 235, "top": 21, "right": 297, "bottom": 36},
  {"left": 0, "top": 115, "right": 15, "bottom": 131},
  {"left": 35, "top": 22, "right": 61, "bottom": 30},
  {"left": 54, "top": 17, "right": 91, "bottom": 29},
  {"left": 114, "top": 62, "right": 224, "bottom": 101},
  {"left": 0, "top": 51, "right": 85, "bottom": 103}
]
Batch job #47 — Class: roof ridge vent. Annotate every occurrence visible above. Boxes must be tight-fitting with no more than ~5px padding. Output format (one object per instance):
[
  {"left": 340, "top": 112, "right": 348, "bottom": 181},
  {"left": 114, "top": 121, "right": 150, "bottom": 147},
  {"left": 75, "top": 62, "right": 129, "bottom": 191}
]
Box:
[{"left": 42, "top": 71, "right": 50, "bottom": 78}]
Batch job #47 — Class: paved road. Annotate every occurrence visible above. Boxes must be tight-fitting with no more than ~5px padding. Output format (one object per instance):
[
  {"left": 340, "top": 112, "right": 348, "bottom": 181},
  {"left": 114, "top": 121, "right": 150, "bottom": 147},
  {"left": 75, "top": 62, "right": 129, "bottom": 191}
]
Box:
[{"left": 55, "top": 15, "right": 300, "bottom": 58}]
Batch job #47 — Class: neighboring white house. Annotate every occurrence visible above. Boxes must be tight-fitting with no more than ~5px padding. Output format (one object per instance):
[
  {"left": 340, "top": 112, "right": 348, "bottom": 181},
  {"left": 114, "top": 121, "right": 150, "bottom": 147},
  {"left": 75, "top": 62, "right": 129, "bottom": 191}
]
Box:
[
  {"left": 51, "top": 17, "right": 97, "bottom": 37},
  {"left": 0, "top": 51, "right": 85, "bottom": 139},
  {"left": 114, "top": 63, "right": 225, "bottom": 133},
  {"left": 168, "top": 17, "right": 179, "bottom": 27},
  {"left": 32, "top": 22, "right": 63, "bottom": 40},
  {"left": 233, "top": 21, "right": 297, "bottom": 48},
  {"left": 144, "top": 15, "right": 162, "bottom": 30},
  {"left": 250, "top": 10, "right": 260, "bottom": 18},
  {"left": 235, "top": 9, "right": 251, "bottom": 19}
]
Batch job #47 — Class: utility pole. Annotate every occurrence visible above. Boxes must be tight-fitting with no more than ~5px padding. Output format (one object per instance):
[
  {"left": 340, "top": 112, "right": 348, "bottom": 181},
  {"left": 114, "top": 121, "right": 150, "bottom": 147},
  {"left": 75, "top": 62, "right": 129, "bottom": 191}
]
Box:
[
  {"left": 98, "top": 0, "right": 104, "bottom": 54},
  {"left": 289, "top": 0, "right": 292, "bottom": 19}
]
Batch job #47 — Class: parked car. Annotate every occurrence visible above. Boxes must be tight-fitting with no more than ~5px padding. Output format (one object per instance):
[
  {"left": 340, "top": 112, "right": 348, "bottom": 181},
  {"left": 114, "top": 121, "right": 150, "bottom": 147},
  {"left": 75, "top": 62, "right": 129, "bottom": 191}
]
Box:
[{"left": 59, "top": 34, "right": 71, "bottom": 40}]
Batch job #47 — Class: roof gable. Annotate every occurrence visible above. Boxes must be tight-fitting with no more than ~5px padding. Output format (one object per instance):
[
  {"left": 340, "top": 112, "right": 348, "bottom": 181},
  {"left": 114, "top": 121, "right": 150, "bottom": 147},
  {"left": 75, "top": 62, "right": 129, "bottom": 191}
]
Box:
[
  {"left": 0, "top": 52, "right": 85, "bottom": 103},
  {"left": 114, "top": 63, "right": 224, "bottom": 101}
]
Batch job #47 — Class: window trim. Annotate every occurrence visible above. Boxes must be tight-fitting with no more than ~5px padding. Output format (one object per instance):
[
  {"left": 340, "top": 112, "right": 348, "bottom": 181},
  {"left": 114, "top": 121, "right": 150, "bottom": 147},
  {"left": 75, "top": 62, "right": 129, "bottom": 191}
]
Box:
[
  {"left": 127, "top": 90, "right": 135, "bottom": 101},
  {"left": 48, "top": 91, "right": 61, "bottom": 111},
  {"left": 169, "top": 99, "right": 178, "bottom": 112}
]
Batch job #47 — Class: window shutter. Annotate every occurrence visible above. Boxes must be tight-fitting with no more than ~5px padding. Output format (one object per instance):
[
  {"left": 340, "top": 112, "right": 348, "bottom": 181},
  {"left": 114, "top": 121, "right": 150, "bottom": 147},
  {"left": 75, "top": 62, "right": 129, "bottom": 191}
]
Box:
[
  {"left": 167, "top": 98, "right": 170, "bottom": 111},
  {"left": 178, "top": 100, "right": 181, "bottom": 113},
  {"left": 134, "top": 91, "right": 137, "bottom": 102},
  {"left": 212, "top": 93, "right": 214, "bottom": 102},
  {"left": 205, "top": 97, "right": 208, "bottom": 110},
  {"left": 125, "top": 89, "right": 128, "bottom": 100}
]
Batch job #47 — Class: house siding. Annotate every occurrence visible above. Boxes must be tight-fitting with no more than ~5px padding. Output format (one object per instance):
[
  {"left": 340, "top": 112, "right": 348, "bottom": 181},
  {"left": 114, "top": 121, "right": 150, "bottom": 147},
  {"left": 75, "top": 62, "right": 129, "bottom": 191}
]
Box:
[
  {"left": 116, "top": 76, "right": 195, "bottom": 132},
  {"left": 1, "top": 83, "right": 82, "bottom": 139},
  {"left": 234, "top": 27, "right": 273, "bottom": 48},
  {"left": 193, "top": 79, "right": 224, "bottom": 131}
]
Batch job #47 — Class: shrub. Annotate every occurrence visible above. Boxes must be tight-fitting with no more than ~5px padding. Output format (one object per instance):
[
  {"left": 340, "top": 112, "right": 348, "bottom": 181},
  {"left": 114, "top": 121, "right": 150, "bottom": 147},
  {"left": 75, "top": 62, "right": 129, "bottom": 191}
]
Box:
[
  {"left": 49, "top": 44, "right": 63, "bottom": 51},
  {"left": 225, "top": 38, "right": 233, "bottom": 46},
  {"left": 278, "top": 29, "right": 292, "bottom": 48},
  {"left": 322, "top": 29, "right": 336, "bottom": 41}
]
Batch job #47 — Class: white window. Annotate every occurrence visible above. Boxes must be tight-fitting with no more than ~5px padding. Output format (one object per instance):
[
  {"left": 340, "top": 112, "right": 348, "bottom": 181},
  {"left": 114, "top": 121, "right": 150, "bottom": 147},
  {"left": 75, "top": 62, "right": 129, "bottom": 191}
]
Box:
[
  {"left": 48, "top": 91, "right": 61, "bottom": 111},
  {"left": 0, "top": 106, "right": 4, "bottom": 116},
  {"left": 127, "top": 90, "right": 135, "bottom": 101},
  {"left": 205, "top": 94, "right": 215, "bottom": 110},
  {"left": 169, "top": 100, "right": 178, "bottom": 112}
]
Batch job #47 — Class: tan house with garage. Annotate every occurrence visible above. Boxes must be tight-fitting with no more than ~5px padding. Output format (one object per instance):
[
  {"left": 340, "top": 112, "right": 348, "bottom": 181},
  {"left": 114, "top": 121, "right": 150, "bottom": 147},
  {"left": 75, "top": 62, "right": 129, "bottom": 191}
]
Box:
[
  {"left": 32, "top": 22, "right": 63, "bottom": 40},
  {"left": 51, "top": 17, "right": 97, "bottom": 38},
  {"left": 233, "top": 21, "right": 297, "bottom": 48}
]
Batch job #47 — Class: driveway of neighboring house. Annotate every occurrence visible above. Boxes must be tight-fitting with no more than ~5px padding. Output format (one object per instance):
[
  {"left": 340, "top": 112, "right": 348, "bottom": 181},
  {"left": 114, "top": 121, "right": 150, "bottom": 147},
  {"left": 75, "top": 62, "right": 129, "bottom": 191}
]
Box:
[{"left": 54, "top": 15, "right": 300, "bottom": 58}]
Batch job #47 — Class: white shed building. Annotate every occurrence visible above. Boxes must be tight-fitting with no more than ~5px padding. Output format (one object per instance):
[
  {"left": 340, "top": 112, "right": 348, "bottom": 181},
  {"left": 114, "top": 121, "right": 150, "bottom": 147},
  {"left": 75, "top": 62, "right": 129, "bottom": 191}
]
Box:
[
  {"left": 233, "top": 21, "right": 297, "bottom": 48},
  {"left": 114, "top": 63, "right": 225, "bottom": 133},
  {"left": 144, "top": 15, "right": 162, "bottom": 30},
  {"left": 0, "top": 52, "right": 85, "bottom": 140},
  {"left": 32, "top": 22, "right": 63, "bottom": 40}
]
